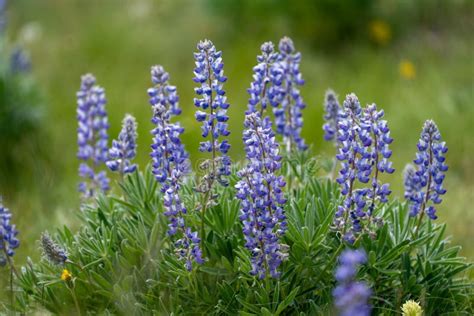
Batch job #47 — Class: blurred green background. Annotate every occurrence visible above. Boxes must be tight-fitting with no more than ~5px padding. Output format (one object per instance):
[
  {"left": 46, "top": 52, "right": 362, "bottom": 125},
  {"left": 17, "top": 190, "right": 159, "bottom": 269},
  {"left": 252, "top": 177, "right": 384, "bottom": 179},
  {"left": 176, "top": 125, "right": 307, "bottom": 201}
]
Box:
[{"left": 3, "top": 0, "right": 473, "bottom": 272}]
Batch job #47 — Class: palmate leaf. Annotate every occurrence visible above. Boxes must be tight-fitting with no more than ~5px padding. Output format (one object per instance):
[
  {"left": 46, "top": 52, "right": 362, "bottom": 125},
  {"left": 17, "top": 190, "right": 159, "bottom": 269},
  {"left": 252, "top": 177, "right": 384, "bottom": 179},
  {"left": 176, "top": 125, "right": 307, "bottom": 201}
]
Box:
[{"left": 11, "top": 153, "right": 473, "bottom": 314}]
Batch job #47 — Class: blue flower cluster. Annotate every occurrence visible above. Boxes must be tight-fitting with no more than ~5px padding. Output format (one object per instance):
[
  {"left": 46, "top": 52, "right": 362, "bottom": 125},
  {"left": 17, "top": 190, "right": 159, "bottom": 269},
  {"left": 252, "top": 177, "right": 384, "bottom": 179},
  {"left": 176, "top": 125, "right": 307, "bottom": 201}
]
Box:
[
  {"left": 323, "top": 89, "right": 341, "bottom": 142},
  {"left": 247, "top": 42, "right": 278, "bottom": 115},
  {"left": 405, "top": 120, "right": 448, "bottom": 220},
  {"left": 333, "top": 249, "right": 371, "bottom": 316},
  {"left": 76, "top": 74, "right": 110, "bottom": 199},
  {"left": 0, "top": 199, "right": 19, "bottom": 267},
  {"left": 148, "top": 65, "right": 186, "bottom": 184},
  {"left": 106, "top": 114, "right": 138, "bottom": 175},
  {"left": 193, "top": 39, "right": 231, "bottom": 187},
  {"left": 235, "top": 112, "right": 288, "bottom": 279},
  {"left": 175, "top": 228, "right": 204, "bottom": 271},
  {"left": 335, "top": 94, "right": 367, "bottom": 241},
  {"left": 268, "top": 37, "right": 307, "bottom": 152},
  {"left": 148, "top": 65, "right": 203, "bottom": 270},
  {"left": 335, "top": 94, "right": 394, "bottom": 242},
  {"left": 68, "top": 37, "right": 454, "bottom": 284},
  {"left": 361, "top": 104, "right": 394, "bottom": 217}
]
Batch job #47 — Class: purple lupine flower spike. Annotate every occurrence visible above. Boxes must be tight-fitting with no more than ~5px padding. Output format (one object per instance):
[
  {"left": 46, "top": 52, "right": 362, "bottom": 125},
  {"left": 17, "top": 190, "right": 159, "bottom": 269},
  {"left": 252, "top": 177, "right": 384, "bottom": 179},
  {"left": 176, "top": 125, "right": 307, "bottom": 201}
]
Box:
[
  {"left": 0, "top": 198, "right": 20, "bottom": 267},
  {"left": 361, "top": 104, "right": 394, "bottom": 218},
  {"left": 323, "top": 89, "right": 341, "bottom": 142},
  {"left": 148, "top": 65, "right": 187, "bottom": 185},
  {"left": 269, "top": 36, "right": 307, "bottom": 152},
  {"left": 247, "top": 41, "right": 278, "bottom": 115},
  {"left": 335, "top": 95, "right": 394, "bottom": 242},
  {"left": 407, "top": 120, "right": 448, "bottom": 220},
  {"left": 148, "top": 65, "right": 203, "bottom": 270},
  {"left": 335, "top": 94, "right": 371, "bottom": 243},
  {"left": 333, "top": 249, "right": 371, "bottom": 316},
  {"left": 194, "top": 39, "right": 231, "bottom": 188},
  {"left": 106, "top": 114, "right": 138, "bottom": 175},
  {"left": 235, "top": 112, "right": 289, "bottom": 279},
  {"left": 76, "top": 74, "right": 110, "bottom": 199}
]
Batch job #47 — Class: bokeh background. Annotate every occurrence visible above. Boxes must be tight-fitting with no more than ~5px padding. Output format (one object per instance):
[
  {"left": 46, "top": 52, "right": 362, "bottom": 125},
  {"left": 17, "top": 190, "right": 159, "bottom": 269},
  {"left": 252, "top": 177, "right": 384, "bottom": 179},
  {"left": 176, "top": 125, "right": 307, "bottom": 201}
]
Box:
[{"left": 3, "top": 0, "right": 473, "bottom": 271}]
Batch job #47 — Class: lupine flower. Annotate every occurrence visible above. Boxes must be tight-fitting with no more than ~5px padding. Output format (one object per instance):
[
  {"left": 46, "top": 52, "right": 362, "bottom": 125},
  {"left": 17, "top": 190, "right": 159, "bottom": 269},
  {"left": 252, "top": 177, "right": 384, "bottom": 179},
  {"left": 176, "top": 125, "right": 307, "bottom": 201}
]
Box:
[
  {"left": 333, "top": 249, "right": 371, "bottom": 316},
  {"left": 174, "top": 227, "right": 204, "bottom": 271},
  {"left": 106, "top": 114, "right": 138, "bottom": 175},
  {"left": 40, "top": 232, "right": 68, "bottom": 266},
  {"left": 335, "top": 95, "right": 394, "bottom": 242},
  {"left": 148, "top": 65, "right": 187, "bottom": 185},
  {"left": 0, "top": 199, "right": 19, "bottom": 267},
  {"left": 76, "top": 74, "right": 110, "bottom": 198},
  {"left": 148, "top": 65, "right": 203, "bottom": 270},
  {"left": 406, "top": 120, "right": 448, "bottom": 220},
  {"left": 268, "top": 36, "right": 307, "bottom": 152},
  {"left": 401, "top": 300, "right": 423, "bottom": 316},
  {"left": 149, "top": 65, "right": 181, "bottom": 117},
  {"left": 162, "top": 177, "right": 188, "bottom": 236},
  {"left": 247, "top": 41, "right": 278, "bottom": 115},
  {"left": 10, "top": 47, "right": 32, "bottom": 74},
  {"left": 235, "top": 112, "right": 288, "bottom": 279},
  {"left": 323, "top": 89, "right": 341, "bottom": 142},
  {"left": 361, "top": 104, "right": 394, "bottom": 217},
  {"left": 335, "top": 94, "right": 370, "bottom": 242},
  {"left": 193, "top": 39, "right": 231, "bottom": 188}
]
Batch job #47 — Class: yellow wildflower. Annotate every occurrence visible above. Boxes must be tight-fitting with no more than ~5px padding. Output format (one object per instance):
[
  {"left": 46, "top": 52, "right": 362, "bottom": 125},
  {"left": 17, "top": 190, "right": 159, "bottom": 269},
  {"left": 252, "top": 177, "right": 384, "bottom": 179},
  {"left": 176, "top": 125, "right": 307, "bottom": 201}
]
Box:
[
  {"left": 369, "top": 20, "right": 391, "bottom": 45},
  {"left": 401, "top": 300, "right": 423, "bottom": 316},
  {"left": 61, "top": 269, "right": 72, "bottom": 282},
  {"left": 399, "top": 60, "right": 416, "bottom": 80}
]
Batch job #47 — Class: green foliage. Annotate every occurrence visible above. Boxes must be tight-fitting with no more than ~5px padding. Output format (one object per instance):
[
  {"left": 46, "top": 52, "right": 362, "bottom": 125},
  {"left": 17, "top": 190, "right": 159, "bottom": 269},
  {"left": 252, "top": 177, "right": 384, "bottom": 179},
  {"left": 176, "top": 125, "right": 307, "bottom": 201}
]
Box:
[
  {"left": 11, "top": 155, "right": 473, "bottom": 314},
  {"left": 0, "top": 42, "right": 46, "bottom": 188},
  {"left": 204, "top": 0, "right": 471, "bottom": 50},
  {"left": 207, "top": 0, "right": 374, "bottom": 49}
]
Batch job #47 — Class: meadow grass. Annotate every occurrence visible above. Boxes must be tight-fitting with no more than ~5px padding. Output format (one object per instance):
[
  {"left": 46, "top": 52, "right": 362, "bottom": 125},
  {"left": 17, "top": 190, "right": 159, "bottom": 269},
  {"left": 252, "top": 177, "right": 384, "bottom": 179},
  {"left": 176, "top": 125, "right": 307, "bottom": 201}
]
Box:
[{"left": 6, "top": 0, "right": 473, "bottom": 272}]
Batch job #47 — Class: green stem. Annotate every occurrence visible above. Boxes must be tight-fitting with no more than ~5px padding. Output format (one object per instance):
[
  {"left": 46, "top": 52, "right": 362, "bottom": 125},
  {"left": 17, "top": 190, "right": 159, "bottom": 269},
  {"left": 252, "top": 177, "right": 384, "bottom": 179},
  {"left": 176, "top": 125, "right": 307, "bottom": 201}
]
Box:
[
  {"left": 69, "top": 285, "right": 82, "bottom": 316},
  {"left": 10, "top": 265, "right": 13, "bottom": 310},
  {"left": 265, "top": 275, "right": 271, "bottom": 296},
  {"left": 200, "top": 190, "right": 210, "bottom": 256},
  {"left": 66, "top": 260, "right": 94, "bottom": 286},
  {"left": 414, "top": 211, "right": 425, "bottom": 238},
  {"left": 4, "top": 251, "right": 19, "bottom": 279}
]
